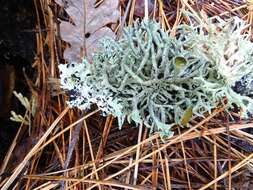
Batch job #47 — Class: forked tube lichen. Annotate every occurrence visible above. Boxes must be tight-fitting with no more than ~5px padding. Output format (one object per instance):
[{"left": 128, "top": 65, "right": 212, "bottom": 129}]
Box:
[{"left": 59, "top": 16, "right": 253, "bottom": 137}]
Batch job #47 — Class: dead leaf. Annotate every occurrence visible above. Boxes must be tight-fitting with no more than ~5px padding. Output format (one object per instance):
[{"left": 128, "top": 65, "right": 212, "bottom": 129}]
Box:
[{"left": 55, "top": 0, "right": 120, "bottom": 62}]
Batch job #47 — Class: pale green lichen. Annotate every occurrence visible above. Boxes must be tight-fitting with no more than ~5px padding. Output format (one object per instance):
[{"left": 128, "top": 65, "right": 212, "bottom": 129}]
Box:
[{"left": 59, "top": 16, "right": 253, "bottom": 137}]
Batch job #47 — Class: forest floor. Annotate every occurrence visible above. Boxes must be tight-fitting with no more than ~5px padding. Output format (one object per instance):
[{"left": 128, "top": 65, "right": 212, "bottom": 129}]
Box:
[{"left": 1, "top": 0, "right": 253, "bottom": 190}]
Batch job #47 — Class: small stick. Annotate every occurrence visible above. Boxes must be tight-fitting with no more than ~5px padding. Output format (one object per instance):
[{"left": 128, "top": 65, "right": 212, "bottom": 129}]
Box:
[
  {"left": 133, "top": 122, "right": 143, "bottom": 185},
  {"left": 83, "top": 0, "right": 87, "bottom": 57},
  {"left": 144, "top": 0, "right": 148, "bottom": 20}
]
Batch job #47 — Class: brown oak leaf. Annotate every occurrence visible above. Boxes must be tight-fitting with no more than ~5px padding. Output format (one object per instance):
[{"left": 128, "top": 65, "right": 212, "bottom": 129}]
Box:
[{"left": 55, "top": 0, "right": 120, "bottom": 62}]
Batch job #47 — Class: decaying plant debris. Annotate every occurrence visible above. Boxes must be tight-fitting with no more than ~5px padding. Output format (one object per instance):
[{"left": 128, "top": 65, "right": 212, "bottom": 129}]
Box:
[
  {"left": 55, "top": 0, "right": 120, "bottom": 62},
  {"left": 1, "top": 0, "right": 253, "bottom": 190}
]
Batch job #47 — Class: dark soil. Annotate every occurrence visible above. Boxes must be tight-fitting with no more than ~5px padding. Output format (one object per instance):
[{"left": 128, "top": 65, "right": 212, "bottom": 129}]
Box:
[{"left": 0, "top": 0, "right": 35, "bottom": 163}]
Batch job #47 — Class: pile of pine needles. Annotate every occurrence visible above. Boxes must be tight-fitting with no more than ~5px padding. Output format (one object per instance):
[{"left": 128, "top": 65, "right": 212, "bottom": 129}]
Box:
[{"left": 1, "top": 0, "right": 253, "bottom": 189}]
